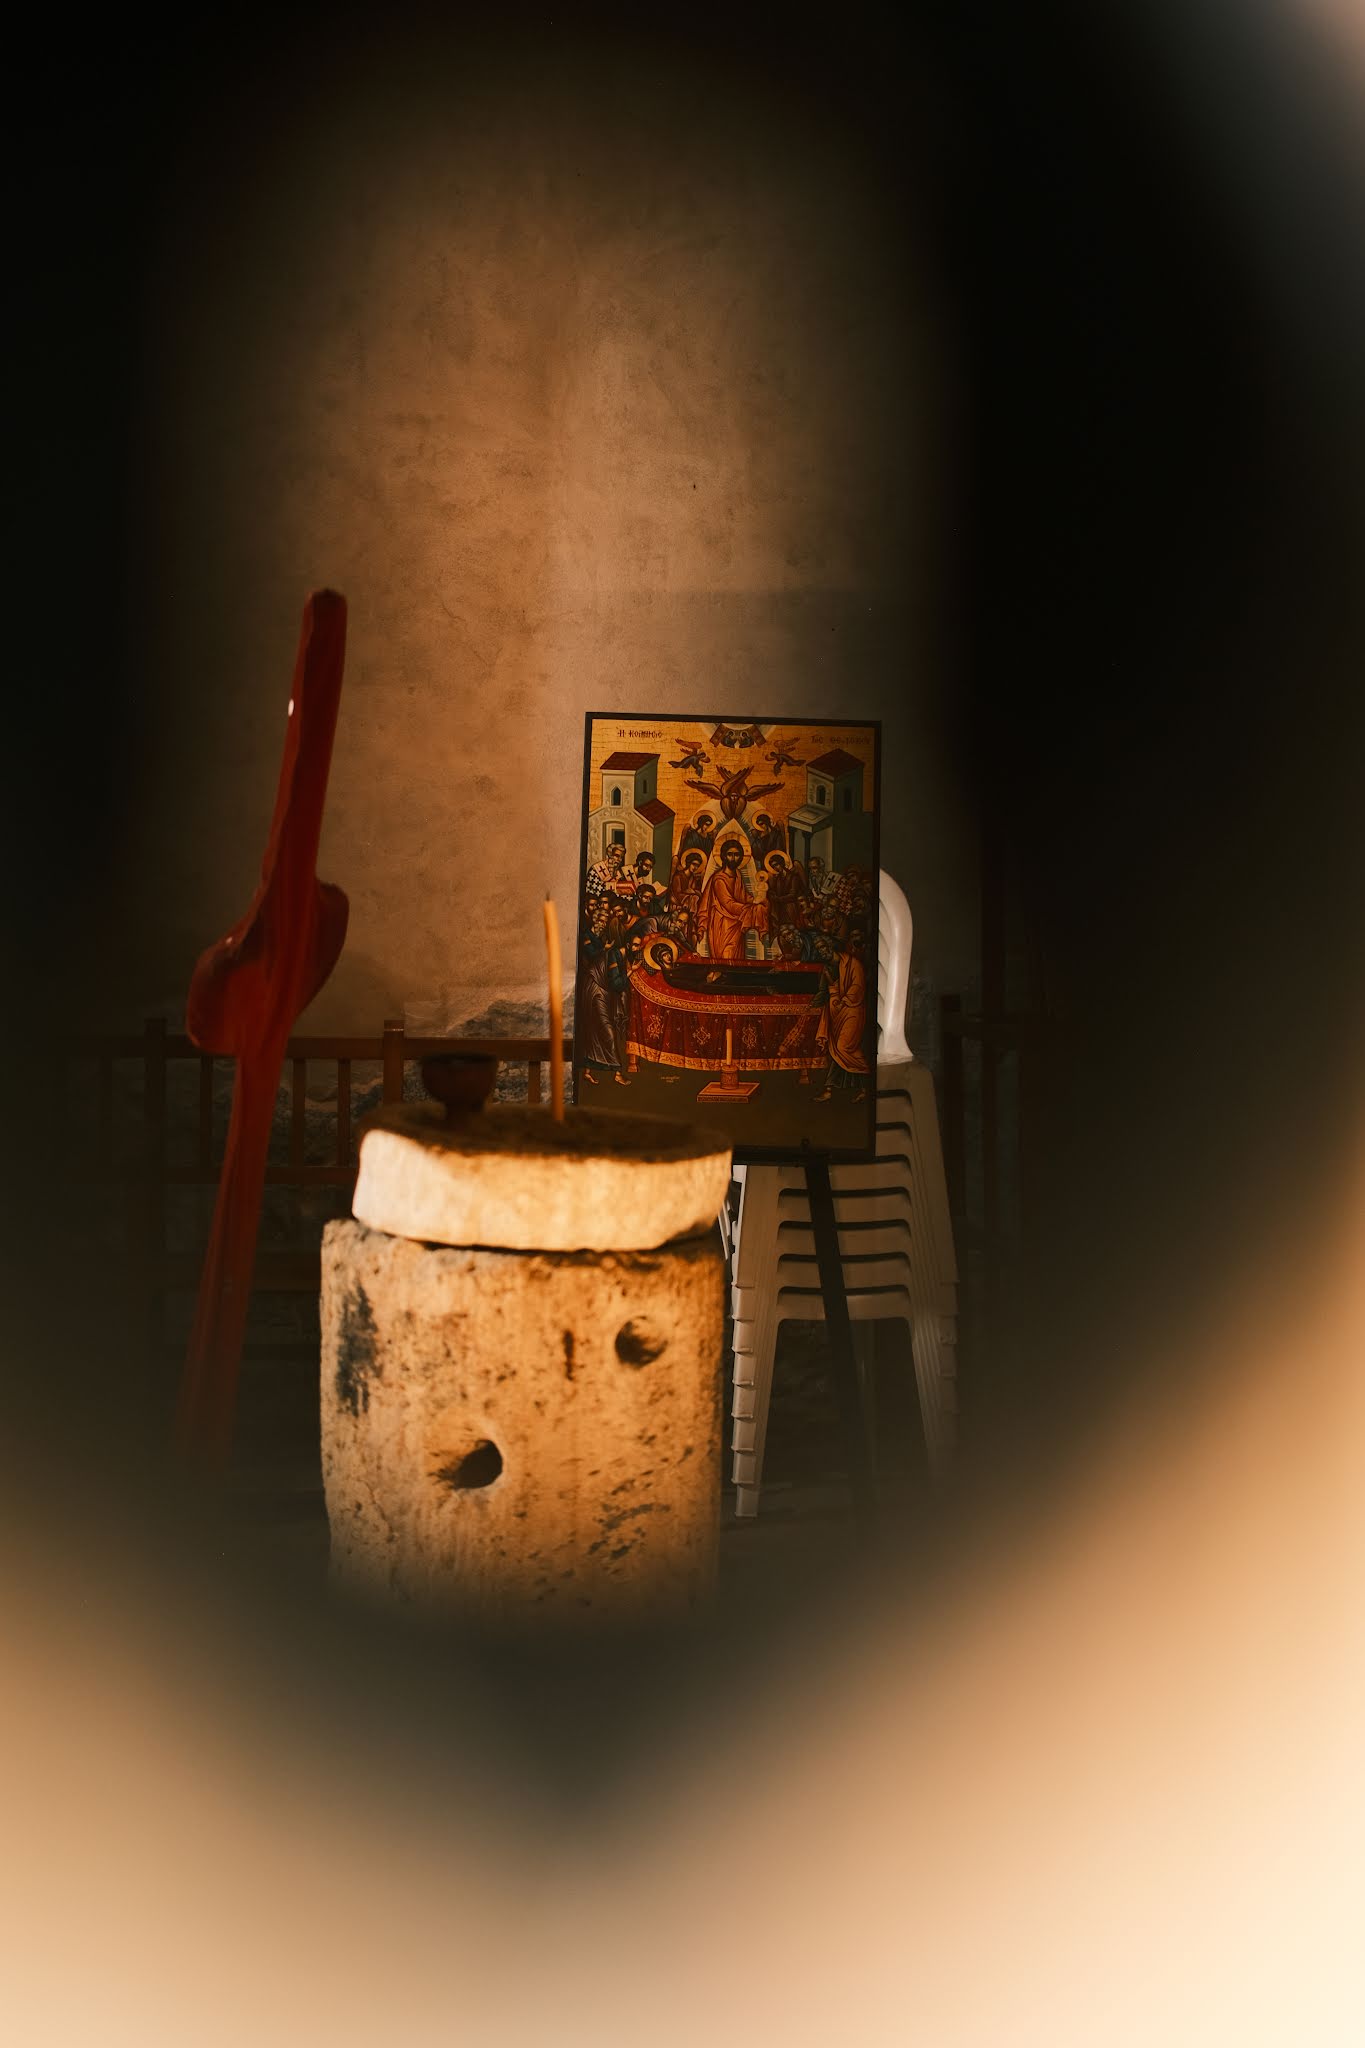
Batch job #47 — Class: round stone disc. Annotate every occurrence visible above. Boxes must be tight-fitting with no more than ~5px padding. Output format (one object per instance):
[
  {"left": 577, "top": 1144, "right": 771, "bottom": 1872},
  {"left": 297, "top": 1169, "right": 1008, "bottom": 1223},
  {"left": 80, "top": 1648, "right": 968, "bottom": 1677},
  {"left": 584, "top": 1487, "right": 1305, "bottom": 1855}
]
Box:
[{"left": 351, "top": 1101, "right": 732, "bottom": 1251}]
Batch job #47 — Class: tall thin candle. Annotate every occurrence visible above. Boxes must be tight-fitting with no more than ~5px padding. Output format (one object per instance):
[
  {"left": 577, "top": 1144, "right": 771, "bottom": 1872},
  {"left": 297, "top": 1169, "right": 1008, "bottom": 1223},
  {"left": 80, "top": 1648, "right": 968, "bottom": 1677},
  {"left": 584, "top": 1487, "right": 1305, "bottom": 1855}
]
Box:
[{"left": 543, "top": 895, "right": 565, "bottom": 1120}]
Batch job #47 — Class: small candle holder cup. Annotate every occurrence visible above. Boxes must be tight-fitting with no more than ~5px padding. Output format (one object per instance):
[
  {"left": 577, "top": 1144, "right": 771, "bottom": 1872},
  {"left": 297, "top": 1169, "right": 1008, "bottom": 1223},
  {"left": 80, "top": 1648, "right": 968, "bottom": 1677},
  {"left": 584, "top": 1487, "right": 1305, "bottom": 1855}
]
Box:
[{"left": 419, "top": 1052, "right": 500, "bottom": 1117}]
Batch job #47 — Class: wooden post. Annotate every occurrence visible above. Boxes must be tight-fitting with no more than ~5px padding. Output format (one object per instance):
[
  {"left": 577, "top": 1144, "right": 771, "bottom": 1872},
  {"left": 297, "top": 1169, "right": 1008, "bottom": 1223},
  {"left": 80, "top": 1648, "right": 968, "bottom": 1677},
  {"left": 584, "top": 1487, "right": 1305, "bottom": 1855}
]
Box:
[
  {"left": 290, "top": 1056, "right": 308, "bottom": 1166},
  {"left": 336, "top": 1057, "right": 352, "bottom": 1169},
  {"left": 543, "top": 898, "right": 565, "bottom": 1120},
  {"left": 382, "top": 1017, "right": 405, "bottom": 1105}
]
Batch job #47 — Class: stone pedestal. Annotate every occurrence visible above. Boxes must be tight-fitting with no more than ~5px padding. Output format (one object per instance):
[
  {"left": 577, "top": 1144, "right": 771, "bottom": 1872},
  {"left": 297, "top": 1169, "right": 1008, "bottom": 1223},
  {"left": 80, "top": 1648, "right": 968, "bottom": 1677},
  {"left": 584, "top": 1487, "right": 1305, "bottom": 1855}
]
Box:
[{"left": 320, "top": 1103, "right": 730, "bottom": 1620}]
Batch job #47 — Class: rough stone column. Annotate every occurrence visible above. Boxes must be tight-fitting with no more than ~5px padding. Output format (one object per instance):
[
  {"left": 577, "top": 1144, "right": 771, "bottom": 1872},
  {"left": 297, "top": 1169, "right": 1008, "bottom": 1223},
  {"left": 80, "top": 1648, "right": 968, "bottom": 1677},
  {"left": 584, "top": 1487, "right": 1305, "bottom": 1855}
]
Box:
[{"left": 320, "top": 1103, "right": 730, "bottom": 1620}]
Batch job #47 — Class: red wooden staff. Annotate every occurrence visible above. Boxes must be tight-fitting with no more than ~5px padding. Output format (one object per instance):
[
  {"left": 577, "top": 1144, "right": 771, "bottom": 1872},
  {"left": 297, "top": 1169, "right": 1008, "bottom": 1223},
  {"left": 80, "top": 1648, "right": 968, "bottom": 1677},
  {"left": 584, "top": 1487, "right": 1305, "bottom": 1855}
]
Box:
[{"left": 175, "top": 589, "right": 349, "bottom": 1467}]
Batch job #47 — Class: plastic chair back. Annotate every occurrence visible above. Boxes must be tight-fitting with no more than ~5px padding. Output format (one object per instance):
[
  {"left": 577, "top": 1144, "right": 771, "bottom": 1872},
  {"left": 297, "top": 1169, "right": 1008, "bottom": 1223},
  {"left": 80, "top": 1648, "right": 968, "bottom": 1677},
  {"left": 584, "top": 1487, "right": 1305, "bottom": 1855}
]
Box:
[{"left": 877, "top": 869, "right": 914, "bottom": 1064}]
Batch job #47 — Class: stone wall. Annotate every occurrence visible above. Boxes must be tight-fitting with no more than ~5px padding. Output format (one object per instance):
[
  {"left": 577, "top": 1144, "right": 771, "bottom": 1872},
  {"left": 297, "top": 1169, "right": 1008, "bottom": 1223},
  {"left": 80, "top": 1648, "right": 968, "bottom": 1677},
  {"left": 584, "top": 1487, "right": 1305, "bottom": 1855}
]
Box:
[{"left": 110, "top": 27, "right": 976, "bottom": 1036}]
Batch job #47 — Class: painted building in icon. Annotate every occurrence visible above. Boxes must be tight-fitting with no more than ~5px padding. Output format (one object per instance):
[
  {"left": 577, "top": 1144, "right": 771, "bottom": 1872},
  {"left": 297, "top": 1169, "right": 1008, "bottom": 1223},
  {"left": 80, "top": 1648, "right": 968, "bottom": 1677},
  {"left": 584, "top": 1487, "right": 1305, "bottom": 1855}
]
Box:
[
  {"left": 587, "top": 751, "right": 675, "bottom": 868},
  {"left": 785, "top": 748, "right": 874, "bottom": 875}
]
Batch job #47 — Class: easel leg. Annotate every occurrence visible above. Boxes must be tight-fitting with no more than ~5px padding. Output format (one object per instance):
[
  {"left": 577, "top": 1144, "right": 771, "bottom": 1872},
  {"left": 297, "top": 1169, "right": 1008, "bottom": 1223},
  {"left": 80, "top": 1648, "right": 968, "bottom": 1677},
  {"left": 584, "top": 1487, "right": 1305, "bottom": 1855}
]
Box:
[{"left": 805, "top": 1158, "right": 879, "bottom": 1539}]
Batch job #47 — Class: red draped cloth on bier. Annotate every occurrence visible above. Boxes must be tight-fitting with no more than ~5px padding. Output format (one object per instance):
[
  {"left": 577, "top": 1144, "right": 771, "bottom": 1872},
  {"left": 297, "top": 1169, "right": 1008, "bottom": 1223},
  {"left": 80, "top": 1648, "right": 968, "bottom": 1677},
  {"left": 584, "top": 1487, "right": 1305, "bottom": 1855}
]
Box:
[{"left": 625, "top": 961, "right": 825, "bottom": 1073}]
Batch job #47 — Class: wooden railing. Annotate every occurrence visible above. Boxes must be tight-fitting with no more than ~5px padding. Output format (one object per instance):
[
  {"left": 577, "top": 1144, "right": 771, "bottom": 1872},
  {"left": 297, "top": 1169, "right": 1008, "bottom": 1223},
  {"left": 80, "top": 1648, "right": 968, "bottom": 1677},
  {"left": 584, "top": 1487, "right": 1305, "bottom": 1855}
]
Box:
[
  {"left": 938, "top": 992, "right": 1061, "bottom": 1380},
  {"left": 60, "top": 1019, "right": 575, "bottom": 1363},
  {"left": 64, "top": 1017, "right": 572, "bottom": 1178},
  {"left": 938, "top": 998, "right": 1057, "bottom": 1233}
]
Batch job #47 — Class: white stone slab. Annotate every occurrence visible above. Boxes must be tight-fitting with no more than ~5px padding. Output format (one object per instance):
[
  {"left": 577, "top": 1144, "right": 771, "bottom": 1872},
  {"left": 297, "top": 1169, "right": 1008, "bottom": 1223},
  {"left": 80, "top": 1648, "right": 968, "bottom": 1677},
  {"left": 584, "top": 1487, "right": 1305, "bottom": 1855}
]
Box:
[{"left": 352, "top": 1100, "right": 732, "bottom": 1252}]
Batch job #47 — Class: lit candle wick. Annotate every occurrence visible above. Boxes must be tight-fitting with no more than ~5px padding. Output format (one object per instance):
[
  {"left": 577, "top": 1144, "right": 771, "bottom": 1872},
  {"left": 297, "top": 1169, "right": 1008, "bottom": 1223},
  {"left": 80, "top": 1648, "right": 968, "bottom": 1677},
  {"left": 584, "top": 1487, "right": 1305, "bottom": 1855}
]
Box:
[{"left": 543, "top": 895, "right": 565, "bottom": 1121}]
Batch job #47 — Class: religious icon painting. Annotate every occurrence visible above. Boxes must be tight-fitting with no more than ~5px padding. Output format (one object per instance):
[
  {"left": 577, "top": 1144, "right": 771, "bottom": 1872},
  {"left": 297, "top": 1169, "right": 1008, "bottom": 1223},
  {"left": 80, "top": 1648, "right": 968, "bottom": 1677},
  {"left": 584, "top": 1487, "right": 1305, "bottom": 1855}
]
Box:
[{"left": 574, "top": 713, "right": 882, "bottom": 1162}]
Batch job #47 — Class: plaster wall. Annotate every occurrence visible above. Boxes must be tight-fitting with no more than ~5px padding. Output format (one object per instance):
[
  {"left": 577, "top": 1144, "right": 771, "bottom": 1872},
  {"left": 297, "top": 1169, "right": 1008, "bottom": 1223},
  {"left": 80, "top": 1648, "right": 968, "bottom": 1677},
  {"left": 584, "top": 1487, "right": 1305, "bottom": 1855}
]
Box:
[{"left": 123, "top": 36, "right": 975, "bottom": 1032}]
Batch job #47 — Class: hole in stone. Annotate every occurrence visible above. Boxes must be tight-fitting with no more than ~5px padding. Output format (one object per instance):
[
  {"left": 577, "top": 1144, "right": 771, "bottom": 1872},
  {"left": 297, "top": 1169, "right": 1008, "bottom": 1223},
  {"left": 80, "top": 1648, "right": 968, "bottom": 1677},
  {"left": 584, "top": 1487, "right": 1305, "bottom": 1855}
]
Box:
[
  {"left": 436, "top": 1440, "right": 503, "bottom": 1490},
  {"left": 615, "top": 1318, "right": 668, "bottom": 1367}
]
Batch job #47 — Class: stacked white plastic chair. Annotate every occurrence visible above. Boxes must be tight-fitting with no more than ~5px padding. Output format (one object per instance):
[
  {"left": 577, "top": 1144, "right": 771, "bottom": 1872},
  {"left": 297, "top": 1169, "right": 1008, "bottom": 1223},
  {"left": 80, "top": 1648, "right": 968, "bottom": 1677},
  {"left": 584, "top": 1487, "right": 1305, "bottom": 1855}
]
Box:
[{"left": 727, "top": 870, "right": 959, "bottom": 1516}]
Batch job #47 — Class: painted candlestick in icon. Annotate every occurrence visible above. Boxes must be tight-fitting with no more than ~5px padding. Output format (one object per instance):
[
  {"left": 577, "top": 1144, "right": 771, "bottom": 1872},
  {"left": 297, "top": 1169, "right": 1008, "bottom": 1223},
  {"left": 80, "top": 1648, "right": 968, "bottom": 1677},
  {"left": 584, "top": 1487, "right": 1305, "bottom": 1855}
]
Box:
[{"left": 698, "top": 1024, "right": 760, "bottom": 1104}]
